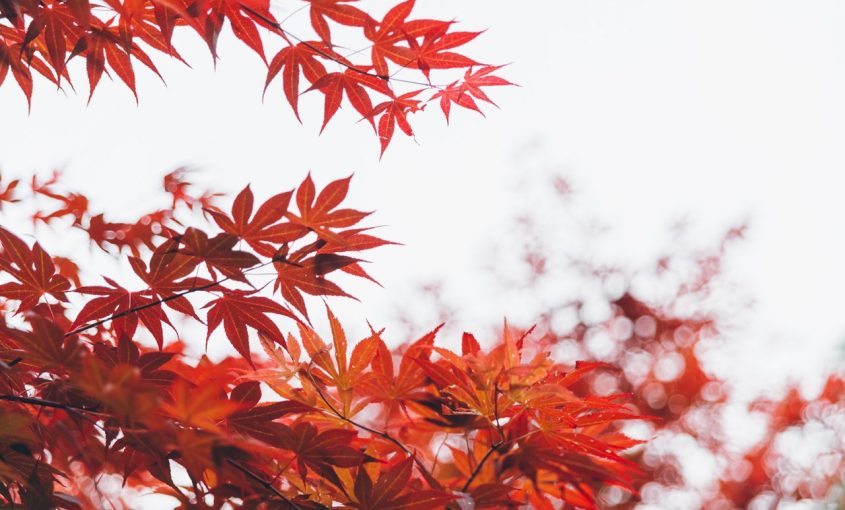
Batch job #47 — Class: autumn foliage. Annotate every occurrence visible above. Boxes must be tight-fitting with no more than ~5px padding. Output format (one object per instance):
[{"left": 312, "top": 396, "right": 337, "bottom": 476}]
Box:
[
  {"left": 0, "top": 170, "right": 650, "bottom": 509},
  {"left": 0, "top": 0, "right": 511, "bottom": 154},
  {"left": 475, "top": 180, "right": 845, "bottom": 509}
]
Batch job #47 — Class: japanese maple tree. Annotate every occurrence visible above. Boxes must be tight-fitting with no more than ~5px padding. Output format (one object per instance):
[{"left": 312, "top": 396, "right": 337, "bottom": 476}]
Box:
[{"left": 0, "top": 170, "right": 651, "bottom": 508}]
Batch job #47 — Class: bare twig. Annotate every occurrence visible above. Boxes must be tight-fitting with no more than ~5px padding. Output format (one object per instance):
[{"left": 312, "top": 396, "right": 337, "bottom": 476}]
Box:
[{"left": 0, "top": 394, "right": 104, "bottom": 416}]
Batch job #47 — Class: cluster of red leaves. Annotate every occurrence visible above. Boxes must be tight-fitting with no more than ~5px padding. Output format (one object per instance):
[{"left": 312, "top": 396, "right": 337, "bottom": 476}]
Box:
[
  {"left": 0, "top": 0, "right": 512, "bottom": 154},
  {"left": 0, "top": 171, "right": 648, "bottom": 509},
  {"left": 490, "top": 185, "right": 845, "bottom": 508}
]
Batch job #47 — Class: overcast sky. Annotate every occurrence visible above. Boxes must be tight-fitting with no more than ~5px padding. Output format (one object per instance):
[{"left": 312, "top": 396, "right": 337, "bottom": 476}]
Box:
[{"left": 3, "top": 0, "right": 845, "bottom": 405}]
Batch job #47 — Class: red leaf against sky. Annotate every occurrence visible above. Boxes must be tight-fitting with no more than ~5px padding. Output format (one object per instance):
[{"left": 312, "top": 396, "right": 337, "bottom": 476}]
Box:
[
  {"left": 307, "top": 69, "right": 391, "bottom": 132},
  {"left": 72, "top": 278, "right": 174, "bottom": 348},
  {"left": 402, "top": 25, "right": 481, "bottom": 79},
  {"left": 306, "top": 0, "right": 372, "bottom": 44},
  {"left": 176, "top": 227, "right": 259, "bottom": 283},
  {"left": 0, "top": 226, "right": 70, "bottom": 312},
  {"left": 371, "top": 90, "right": 423, "bottom": 156},
  {"left": 128, "top": 238, "right": 202, "bottom": 319},
  {"left": 265, "top": 43, "right": 328, "bottom": 122},
  {"left": 2, "top": 0, "right": 511, "bottom": 154},
  {"left": 273, "top": 252, "right": 359, "bottom": 318},
  {"left": 431, "top": 66, "right": 513, "bottom": 124},
  {"left": 290, "top": 173, "right": 370, "bottom": 237},
  {"left": 204, "top": 289, "right": 296, "bottom": 366},
  {"left": 207, "top": 185, "right": 307, "bottom": 258}
]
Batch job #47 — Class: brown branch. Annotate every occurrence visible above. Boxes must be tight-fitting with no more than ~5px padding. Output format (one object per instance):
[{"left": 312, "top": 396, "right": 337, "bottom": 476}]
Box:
[
  {"left": 226, "top": 459, "right": 303, "bottom": 509},
  {"left": 0, "top": 394, "right": 103, "bottom": 415}
]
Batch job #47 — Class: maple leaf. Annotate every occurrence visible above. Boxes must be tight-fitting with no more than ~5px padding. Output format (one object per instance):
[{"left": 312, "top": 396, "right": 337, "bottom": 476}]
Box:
[
  {"left": 273, "top": 251, "right": 359, "bottom": 318},
  {"left": 84, "top": 212, "right": 169, "bottom": 257},
  {"left": 207, "top": 185, "right": 307, "bottom": 258},
  {"left": 296, "top": 307, "right": 379, "bottom": 413},
  {"left": 163, "top": 168, "right": 222, "bottom": 211},
  {"left": 431, "top": 66, "right": 513, "bottom": 123},
  {"left": 353, "top": 456, "right": 454, "bottom": 510},
  {"left": 79, "top": 23, "right": 162, "bottom": 102},
  {"left": 459, "top": 65, "right": 514, "bottom": 105},
  {"left": 402, "top": 25, "right": 481, "bottom": 79},
  {"left": 227, "top": 381, "right": 316, "bottom": 443},
  {"left": 128, "top": 237, "right": 202, "bottom": 319},
  {"left": 265, "top": 42, "right": 328, "bottom": 122},
  {"left": 30, "top": 172, "right": 89, "bottom": 225},
  {"left": 161, "top": 379, "right": 240, "bottom": 433},
  {"left": 269, "top": 421, "right": 365, "bottom": 477},
  {"left": 51, "top": 256, "right": 81, "bottom": 288},
  {"left": 370, "top": 90, "right": 424, "bottom": 156},
  {"left": 0, "top": 34, "right": 57, "bottom": 107},
  {"left": 358, "top": 326, "right": 438, "bottom": 411},
  {"left": 22, "top": 2, "right": 80, "bottom": 80},
  {"left": 363, "top": 0, "right": 421, "bottom": 77},
  {"left": 4, "top": 315, "right": 82, "bottom": 370},
  {"left": 0, "top": 226, "right": 70, "bottom": 312},
  {"left": 71, "top": 277, "right": 175, "bottom": 348},
  {"left": 307, "top": 0, "right": 373, "bottom": 44},
  {"left": 204, "top": 289, "right": 297, "bottom": 366},
  {"left": 307, "top": 68, "right": 391, "bottom": 132},
  {"left": 289, "top": 173, "right": 370, "bottom": 237},
  {"left": 176, "top": 227, "right": 259, "bottom": 283}
]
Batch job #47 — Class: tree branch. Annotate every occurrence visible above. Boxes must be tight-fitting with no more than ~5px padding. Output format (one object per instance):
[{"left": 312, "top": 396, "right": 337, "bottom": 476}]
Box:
[
  {"left": 226, "top": 459, "right": 303, "bottom": 509},
  {"left": 0, "top": 394, "right": 103, "bottom": 415}
]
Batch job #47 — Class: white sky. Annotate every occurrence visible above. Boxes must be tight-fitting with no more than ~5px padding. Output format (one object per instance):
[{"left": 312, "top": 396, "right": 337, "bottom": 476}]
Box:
[{"left": 2, "top": 0, "right": 845, "bottom": 408}]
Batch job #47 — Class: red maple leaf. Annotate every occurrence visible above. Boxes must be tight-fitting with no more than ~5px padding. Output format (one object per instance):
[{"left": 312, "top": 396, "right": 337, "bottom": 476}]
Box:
[
  {"left": 353, "top": 456, "right": 454, "bottom": 510},
  {"left": 370, "top": 90, "right": 424, "bottom": 156},
  {"left": 265, "top": 42, "right": 328, "bottom": 122},
  {"left": 72, "top": 277, "right": 175, "bottom": 348},
  {"left": 207, "top": 185, "right": 307, "bottom": 258},
  {"left": 0, "top": 226, "right": 70, "bottom": 312},
  {"left": 306, "top": 0, "right": 373, "bottom": 44},
  {"left": 204, "top": 289, "right": 297, "bottom": 366}
]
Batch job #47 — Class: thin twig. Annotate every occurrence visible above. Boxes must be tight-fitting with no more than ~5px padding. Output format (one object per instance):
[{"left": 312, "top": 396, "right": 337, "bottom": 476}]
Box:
[
  {"left": 460, "top": 381, "right": 504, "bottom": 492},
  {"left": 226, "top": 459, "right": 303, "bottom": 509},
  {"left": 0, "top": 394, "right": 103, "bottom": 415},
  {"left": 64, "top": 251, "right": 300, "bottom": 337},
  {"left": 240, "top": 3, "right": 447, "bottom": 90}
]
